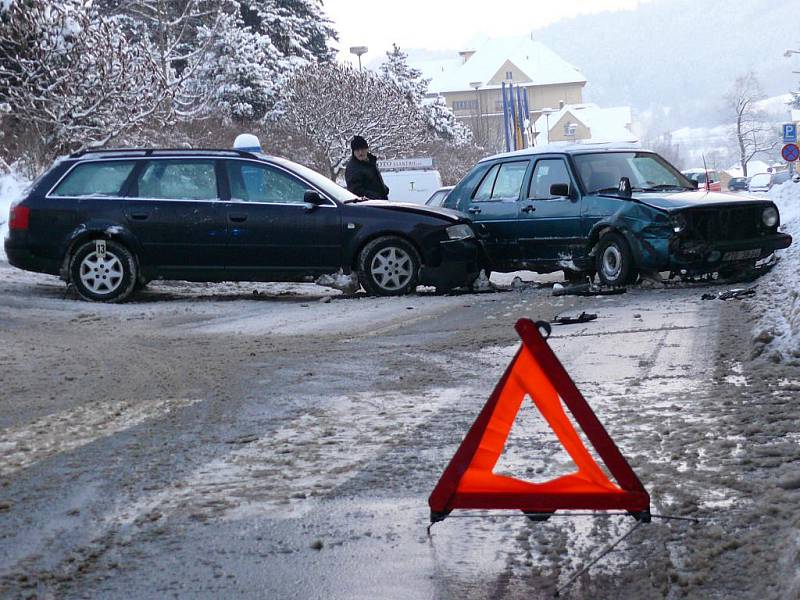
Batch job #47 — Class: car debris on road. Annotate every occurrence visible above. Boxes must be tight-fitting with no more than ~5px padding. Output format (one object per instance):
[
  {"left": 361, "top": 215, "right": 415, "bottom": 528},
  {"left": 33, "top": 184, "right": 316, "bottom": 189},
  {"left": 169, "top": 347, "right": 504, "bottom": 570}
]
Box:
[
  {"left": 552, "top": 282, "right": 627, "bottom": 297},
  {"left": 552, "top": 311, "right": 598, "bottom": 325},
  {"left": 701, "top": 287, "right": 758, "bottom": 301}
]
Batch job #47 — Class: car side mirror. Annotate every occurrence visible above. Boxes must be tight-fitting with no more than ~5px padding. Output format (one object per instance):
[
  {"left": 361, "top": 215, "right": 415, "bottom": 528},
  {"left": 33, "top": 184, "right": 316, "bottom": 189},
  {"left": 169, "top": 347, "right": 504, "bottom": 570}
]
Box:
[
  {"left": 689, "top": 180, "right": 699, "bottom": 190},
  {"left": 549, "top": 183, "right": 571, "bottom": 197},
  {"left": 304, "top": 190, "right": 325, "bottom": 205},
  {"left": 303, "top": 190, "right": 326, "bottom": 211}
]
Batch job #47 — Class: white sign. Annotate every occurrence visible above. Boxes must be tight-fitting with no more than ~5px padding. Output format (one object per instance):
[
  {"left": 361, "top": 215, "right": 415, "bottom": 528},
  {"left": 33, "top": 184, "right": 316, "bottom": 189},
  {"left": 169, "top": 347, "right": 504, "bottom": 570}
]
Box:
[{"left": 377, "top": 157, "right": 435, "bottom": 171}]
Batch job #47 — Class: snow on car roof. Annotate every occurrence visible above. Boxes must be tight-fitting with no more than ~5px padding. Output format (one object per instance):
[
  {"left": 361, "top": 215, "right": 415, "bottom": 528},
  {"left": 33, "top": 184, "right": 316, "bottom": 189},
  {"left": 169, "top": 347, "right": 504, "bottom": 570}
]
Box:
[{"left": 480, "top": 140, "right": 645, "bottom": 163}]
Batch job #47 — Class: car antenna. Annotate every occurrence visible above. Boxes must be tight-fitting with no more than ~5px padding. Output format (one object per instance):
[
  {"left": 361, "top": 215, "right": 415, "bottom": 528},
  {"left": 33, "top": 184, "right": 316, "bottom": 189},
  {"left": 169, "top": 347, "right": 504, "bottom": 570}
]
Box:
[{"left": 702, "top": 154, "right": 710, "bottom": 192}]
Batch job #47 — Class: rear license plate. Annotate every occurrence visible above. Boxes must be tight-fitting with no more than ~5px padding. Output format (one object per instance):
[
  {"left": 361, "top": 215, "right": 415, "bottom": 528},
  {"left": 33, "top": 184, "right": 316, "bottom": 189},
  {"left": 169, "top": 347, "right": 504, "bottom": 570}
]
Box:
[{"left": 722, "top": 248, "right": 761, "bottom": 261}]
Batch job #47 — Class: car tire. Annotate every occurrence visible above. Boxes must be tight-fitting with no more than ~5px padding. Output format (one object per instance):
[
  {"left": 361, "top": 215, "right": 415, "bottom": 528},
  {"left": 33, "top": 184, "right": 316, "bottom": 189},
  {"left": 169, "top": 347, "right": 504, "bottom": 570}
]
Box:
[
  {"left": 595, "top": 232, "right": 637, "bottom": 286},
  {"left": 69, "top": 239, "right": 138, "bottom": 303},
  {"left": 357, "top": 236, "right": 420, "bottom": 296}
]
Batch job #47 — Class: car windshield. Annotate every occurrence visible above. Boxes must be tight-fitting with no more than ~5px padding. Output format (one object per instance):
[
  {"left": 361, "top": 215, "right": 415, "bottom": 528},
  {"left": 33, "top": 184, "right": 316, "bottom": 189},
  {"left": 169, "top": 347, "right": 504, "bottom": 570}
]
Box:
[
  {"left": 269, "top": 157, "right": 357, "bottom": 203},
  {"left": 749, "top": 173, "right": 771, "bottom": 186},
  {"left": 574, "top": 152, "right": 694, "bottom": 194}
]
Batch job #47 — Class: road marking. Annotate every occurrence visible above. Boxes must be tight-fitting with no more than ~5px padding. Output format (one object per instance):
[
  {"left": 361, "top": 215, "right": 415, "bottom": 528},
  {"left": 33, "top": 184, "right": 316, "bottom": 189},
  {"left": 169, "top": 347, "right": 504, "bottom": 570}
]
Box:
[{"left": 0, "top": 398, "right": 201, "bottom": 477}]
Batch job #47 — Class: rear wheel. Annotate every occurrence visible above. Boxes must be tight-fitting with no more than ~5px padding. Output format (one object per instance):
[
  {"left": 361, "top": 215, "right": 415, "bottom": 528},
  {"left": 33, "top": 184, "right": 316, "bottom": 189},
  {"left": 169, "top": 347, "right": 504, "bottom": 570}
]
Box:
[
  {"left": 357, "top": 236, "right": 420, "bottom": 296},
  {"left": 69, "top": 239, "right": 137, "bottom": 302},
  {"left": 595, "top": 232, "right": 637, "bottom": 286}
]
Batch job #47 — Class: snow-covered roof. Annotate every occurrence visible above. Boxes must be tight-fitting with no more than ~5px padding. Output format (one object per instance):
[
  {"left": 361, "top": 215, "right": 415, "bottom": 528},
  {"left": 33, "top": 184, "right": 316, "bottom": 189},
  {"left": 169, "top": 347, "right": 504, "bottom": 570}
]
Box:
[
  {"left": 413, "top": 36, "right": 586, "bottom": 94},
  {"left": 533, "top": 103, "right": 636, "bottom": 143}
]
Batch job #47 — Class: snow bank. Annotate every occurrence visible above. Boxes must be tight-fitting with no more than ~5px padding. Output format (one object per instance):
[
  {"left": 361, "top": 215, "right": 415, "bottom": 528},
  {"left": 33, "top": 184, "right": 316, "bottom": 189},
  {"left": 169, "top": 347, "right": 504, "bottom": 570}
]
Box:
[
  {"left": 0, "top": 169, "right": 29, "bottom": 260},
  {"left": 752, "top": 181, "right": 800, "bottom": 363}
]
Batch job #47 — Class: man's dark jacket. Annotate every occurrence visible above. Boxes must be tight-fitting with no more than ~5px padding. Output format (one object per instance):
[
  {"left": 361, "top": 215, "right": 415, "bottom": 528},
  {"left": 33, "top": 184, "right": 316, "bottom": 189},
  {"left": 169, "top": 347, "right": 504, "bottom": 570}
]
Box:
[{"left": 345, "top": 153, "right": 390, "bottom": 199}]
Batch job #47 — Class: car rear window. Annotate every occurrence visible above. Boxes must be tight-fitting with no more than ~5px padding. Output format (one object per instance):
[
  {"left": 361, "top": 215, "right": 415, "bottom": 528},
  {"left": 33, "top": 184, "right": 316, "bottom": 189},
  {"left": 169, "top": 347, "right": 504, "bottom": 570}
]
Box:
[{"left": 51, "top": 161, "right": 136, "bottom": 197}]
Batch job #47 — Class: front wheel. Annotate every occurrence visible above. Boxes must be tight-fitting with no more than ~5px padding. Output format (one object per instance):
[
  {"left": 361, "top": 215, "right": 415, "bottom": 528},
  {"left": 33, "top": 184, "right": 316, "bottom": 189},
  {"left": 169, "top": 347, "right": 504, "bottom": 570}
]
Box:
[
  {"left": 69, "top": 239, "right": 138, "bottom": 302},
  {"left": 595, "top": 233, "right": 637, "bottom": 286},
  {"left": 357, "top": 236, "right": 420, "bottom": 296}
]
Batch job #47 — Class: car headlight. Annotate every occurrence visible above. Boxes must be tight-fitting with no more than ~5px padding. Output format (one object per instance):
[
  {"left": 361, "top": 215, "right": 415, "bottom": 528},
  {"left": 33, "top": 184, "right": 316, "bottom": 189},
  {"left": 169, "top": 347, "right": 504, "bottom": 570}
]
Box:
[
  {"left": 671, "top": 213, "right": 687, "bottom": 233},
  {"left": 446, "top": 224, "right": 474, "bottom": 240},
  {"left": 762, "top": 206, "right": 778, "bottom": 228}
]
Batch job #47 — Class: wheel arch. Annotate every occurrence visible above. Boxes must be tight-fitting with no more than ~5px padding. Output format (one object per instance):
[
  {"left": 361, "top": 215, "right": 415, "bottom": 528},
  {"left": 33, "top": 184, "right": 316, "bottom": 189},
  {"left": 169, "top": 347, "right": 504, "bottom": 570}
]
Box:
[
  {"left": 350, "top": 231, "right": 425, "bottom": 272},
  {"left": 60, "top": 223, "right": 143, "bottom": 282}
]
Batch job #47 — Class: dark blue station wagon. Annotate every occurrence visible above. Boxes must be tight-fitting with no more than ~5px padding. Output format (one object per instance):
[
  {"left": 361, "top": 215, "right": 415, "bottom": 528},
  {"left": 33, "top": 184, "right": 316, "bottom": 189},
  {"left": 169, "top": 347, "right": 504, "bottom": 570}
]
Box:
[
  {"left": 443, "top": 144, "right": 792, "bottom": 284},
  {"left": 4, "top": 148, "right": 480, "bottom": 301}
]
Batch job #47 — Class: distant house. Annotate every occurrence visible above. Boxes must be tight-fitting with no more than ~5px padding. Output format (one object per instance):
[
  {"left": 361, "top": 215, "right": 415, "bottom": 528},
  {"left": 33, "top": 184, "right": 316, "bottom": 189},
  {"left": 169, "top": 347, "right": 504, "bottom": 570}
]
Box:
[
  {"left": 532, "top": 103, "right": 637, "bottom": 144},
  {"left": 412, "top": 35, "right": 587, "bottom": 151}
]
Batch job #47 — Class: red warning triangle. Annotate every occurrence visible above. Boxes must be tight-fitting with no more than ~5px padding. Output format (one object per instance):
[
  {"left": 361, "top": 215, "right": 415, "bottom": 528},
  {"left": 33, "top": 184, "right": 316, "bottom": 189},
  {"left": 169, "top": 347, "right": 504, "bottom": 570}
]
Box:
[{"left": 429, "top": 319, "right": 649, "bottom": 521}]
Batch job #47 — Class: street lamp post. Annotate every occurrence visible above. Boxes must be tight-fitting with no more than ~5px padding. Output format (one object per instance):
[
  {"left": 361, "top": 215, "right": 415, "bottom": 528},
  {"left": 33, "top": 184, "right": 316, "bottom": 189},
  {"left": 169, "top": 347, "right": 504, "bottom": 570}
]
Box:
[
  {"left": 540, "top": 107, "right": 556, "bottom": 145},
  {"left": 469, "top": 81, "right": 482, "bottom": 144},
  {"left": 785, "top": 47, "right": 800, "bottom": 74},
  {"left": 349, "top": 46, "right": 368, "bottom": 71}
]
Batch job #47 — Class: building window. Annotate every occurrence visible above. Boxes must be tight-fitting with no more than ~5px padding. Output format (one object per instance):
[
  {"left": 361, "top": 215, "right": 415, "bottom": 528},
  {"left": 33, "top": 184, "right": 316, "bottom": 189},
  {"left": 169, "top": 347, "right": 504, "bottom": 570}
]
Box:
[
  {"left": 453, "top": 100, "right": 478, "bottom": 111},
  {"left": 506, "top": 71, "right": 513, "bottom": 80}
]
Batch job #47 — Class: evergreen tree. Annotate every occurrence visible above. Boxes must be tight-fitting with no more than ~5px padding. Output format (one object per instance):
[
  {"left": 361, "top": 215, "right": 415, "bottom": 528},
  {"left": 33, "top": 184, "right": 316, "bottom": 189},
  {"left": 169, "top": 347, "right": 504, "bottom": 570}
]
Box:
[
  {"left": 193, "top": 10, "right": 283, "bottom": 122},
  {"left": 379, "top": 44, "right": 471, "bottom": 146},
  {"left": 380, "top": 44, "right": 429, "bottom": 104},
  {"left": 234, "top": 0, "right": 337, "bottom": 64}
]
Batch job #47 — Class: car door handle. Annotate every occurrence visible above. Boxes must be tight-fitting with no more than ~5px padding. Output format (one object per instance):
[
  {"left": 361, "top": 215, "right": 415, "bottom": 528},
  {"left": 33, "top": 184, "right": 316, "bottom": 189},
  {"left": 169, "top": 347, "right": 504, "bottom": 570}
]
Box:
[
  {"left": 521, "top": 205, "right": 536, "bottom": 213},
  {"left": 229, "top": 213, "right": 248, "bottom": 223},
  {"left": 468, "top": 206, "right": 481, "bottom": 214},
  {"left": 130, "top": 212, "right": 149, "bottom": 220}
]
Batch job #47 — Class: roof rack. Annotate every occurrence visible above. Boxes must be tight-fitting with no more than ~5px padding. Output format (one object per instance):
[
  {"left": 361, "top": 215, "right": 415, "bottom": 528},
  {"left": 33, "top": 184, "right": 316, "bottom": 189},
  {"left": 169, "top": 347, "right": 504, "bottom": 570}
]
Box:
[{"left": 68, "top": 147, "right": 262, "bottom": 160}]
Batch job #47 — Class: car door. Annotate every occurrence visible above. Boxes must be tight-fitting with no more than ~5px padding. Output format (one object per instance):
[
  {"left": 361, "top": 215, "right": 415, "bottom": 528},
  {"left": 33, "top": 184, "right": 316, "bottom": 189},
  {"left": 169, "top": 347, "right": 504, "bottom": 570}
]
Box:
[
  {"left": 517, "top": 157, "right": 583, "bottom": 264},
  {"left": 460, "top": 160, "right": 529, "bottom": 268},
  {"left": 123, "top": 158, "right": 227, "bottom": 274},
  {"left": 222, "top": 159, "right": 342, "bottom": 276}
]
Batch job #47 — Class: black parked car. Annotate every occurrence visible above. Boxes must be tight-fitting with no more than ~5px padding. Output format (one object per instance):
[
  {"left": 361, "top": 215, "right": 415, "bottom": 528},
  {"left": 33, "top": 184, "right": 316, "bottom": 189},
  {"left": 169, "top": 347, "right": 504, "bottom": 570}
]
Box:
[
  {"left": 442, "top": 144, "right": 791, "bottom": 284},
  {"left": 4, "top": 148, "right": 480, "bottom": 301},
  {"left": 727, "top": 177, "right": 749, "bottom": 191}
]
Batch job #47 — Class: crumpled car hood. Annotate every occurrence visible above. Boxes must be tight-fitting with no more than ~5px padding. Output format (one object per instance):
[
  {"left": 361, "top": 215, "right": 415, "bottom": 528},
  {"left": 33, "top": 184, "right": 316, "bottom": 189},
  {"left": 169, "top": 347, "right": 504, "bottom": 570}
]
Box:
[
  {"left": 628, "top": 190, "right": 773, "bottom": 212},
  {"left": 351, "top": 200, "right": 465, "bottom": 223}
]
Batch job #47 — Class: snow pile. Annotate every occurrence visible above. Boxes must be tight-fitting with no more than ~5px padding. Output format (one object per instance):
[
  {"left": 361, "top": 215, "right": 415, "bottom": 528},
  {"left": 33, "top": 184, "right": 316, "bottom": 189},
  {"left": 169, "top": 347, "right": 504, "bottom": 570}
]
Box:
[
  {"left": 752, "top": 181, "right": 800, "bottom": 362},
  {"left": 0, "top": 170, "right": 29, "bottom": 260}
]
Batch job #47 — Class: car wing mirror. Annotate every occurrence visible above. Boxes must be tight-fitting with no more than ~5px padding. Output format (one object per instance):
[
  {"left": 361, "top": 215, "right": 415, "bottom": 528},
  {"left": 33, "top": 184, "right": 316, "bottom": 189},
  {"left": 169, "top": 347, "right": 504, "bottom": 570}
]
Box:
[
  {"left": 549, "top": 183, "right": 571, "bottom": 198},
  {"left": 689, "top": 180, "right": 699, "bottom": 190},
  {"left": 303, "top": 190, "right": 326, "bottom": 211}
]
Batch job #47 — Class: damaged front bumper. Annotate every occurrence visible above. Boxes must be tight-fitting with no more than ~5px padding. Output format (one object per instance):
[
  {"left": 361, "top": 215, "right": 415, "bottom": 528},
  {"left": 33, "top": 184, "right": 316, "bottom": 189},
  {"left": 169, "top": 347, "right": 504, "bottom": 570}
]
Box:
[
  {"left": 667, "top": 232, "right": 792, "bottom": 272},
  {"left": 419, "top": 238, "right": 482, "bottom": 291}
]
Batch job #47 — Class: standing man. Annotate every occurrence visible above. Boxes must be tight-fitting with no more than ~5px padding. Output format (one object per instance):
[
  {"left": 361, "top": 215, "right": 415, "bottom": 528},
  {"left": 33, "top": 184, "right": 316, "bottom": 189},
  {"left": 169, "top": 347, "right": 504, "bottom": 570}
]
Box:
[{"left": 345, "top": 136, "right": 390, "bottom": 200}]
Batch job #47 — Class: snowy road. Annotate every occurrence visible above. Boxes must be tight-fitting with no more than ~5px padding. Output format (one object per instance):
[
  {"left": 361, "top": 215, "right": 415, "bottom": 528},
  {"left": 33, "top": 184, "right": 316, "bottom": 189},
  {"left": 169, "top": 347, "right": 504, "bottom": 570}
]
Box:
[{"left": 0, "top": 261, "right": 798, "bottom": 599}]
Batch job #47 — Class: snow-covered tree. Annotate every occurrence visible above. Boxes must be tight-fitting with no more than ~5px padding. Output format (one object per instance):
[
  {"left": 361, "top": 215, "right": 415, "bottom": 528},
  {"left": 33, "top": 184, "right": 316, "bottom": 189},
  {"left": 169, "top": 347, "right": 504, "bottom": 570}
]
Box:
[
  {"left": 725, "top": 72, "right": 778, "bottom": 177},
  {"left": 380, "top": 44, "right": 429, "bottom": 104},
  {"left": 379, "top": 44, "right": 471, "bottom": 146},
  {"left": 235, "top": 0, "right": 337, "bottom": 64},
  {"left": 97, "top": 0, "right": 229, "bottom": 119},
  {"left": 192, "top": 10, "right": 283, "bottom": 122},
  {"left": 274, "top": 63, "right": 431, "bottom": 179},
  {"left": 0, "top": 0, "right": 169, "bottom": 164}
]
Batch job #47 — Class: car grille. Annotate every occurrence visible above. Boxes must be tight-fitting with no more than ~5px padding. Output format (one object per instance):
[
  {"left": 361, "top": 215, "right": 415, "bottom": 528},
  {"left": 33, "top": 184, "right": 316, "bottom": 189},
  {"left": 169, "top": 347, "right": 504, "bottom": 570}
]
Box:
[{"left": 686, "top": 207, "right": 760, "bottom": 242}]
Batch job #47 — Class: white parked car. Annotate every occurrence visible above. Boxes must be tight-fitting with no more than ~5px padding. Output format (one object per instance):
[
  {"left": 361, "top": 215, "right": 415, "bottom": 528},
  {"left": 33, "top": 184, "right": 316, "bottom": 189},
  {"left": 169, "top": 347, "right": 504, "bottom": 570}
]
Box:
[{"left": 747, "top": 172, "right": 773, "bottom": 193}]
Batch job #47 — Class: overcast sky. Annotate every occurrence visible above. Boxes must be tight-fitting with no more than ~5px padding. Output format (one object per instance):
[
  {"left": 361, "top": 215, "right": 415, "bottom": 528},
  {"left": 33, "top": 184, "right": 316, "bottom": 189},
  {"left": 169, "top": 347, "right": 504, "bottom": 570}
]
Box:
[{"left": 325, "top": 0, "right": 656, "bottom": 65}]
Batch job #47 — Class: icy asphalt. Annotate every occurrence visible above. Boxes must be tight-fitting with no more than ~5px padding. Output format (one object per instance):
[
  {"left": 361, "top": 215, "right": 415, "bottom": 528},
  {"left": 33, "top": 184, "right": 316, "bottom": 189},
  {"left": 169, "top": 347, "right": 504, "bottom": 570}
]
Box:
[{"left": 0, "top": 263, "right": 798, "bottom": 599}]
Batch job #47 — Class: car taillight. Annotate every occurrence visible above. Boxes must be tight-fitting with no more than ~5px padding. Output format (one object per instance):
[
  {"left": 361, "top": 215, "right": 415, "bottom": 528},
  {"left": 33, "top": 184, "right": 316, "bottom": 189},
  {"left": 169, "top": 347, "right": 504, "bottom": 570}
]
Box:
[{"left": 9, "top": 205, "right": 30, "bottom": 230}]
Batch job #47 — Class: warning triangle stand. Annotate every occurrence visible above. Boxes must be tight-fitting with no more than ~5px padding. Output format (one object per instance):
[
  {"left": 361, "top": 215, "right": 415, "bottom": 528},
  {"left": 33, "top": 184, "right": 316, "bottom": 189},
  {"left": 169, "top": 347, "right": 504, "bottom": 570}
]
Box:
[{"left": 429, "top": 318, "right": 650, "bottom": 524}]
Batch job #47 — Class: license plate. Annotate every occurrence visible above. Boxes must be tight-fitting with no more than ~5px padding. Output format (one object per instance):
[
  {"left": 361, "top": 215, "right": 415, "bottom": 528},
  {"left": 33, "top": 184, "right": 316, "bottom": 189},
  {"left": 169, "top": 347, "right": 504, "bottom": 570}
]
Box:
[{"left": 722, "top": 248, "right": 761, "bottom": 261}]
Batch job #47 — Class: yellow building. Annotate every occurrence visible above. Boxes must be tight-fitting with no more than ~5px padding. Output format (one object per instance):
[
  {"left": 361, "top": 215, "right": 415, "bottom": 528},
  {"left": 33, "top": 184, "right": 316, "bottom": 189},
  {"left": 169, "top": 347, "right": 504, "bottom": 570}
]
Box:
[{"left": 414, "top": 36, "right": 587, "bottom": 151}]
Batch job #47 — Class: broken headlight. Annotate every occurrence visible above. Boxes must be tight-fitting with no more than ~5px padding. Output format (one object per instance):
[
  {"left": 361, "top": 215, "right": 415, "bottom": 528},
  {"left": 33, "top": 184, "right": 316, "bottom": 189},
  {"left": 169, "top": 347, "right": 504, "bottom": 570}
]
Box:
[
  {"left": 671, "top": 213, "right": 687, "bottom": 234},
  {"left": 761, "top": 206, "right": 778, "bottom": 228},
  {"left": 446, "top": 224, "right": 474, "bottom": 240}
]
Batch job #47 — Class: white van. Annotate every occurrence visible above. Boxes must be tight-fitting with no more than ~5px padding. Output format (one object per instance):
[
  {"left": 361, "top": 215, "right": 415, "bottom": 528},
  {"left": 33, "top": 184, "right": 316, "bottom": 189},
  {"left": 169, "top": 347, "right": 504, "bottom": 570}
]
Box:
[{"left": 381, "top": 169, "right": 443, "bottom": 204}]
